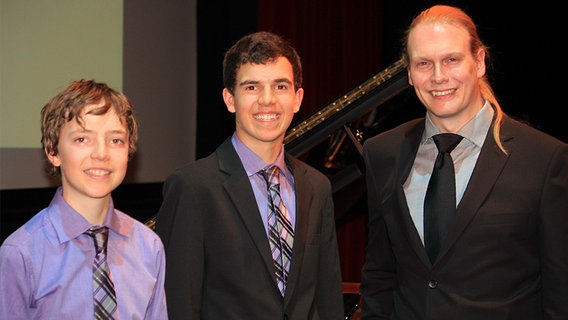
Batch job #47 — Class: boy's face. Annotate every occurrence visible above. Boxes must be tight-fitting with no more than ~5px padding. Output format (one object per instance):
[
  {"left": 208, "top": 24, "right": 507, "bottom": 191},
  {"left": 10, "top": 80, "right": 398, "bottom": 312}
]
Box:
[
  {"left": 222, "top": 56, "right": 303, "bottom": 151},
  {"left": 47, "top": 101, "right": 129, "bottom": 209}
]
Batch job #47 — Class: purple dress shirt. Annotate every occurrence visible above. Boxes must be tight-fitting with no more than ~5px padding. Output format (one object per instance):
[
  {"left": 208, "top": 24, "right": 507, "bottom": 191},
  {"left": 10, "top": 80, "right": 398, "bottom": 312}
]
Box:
[{"left": 0, "top": 187, "right": 168, "bottom": 319}]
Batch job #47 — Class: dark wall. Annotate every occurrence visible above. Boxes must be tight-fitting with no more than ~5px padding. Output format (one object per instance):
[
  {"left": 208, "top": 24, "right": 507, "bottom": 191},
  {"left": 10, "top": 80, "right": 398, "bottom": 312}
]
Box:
[
  {"left": 195, "top": 1, "right": 258, "bottom": 158},
  {"left": 383, "top": 1, "right": 566, "bottom": 143}
]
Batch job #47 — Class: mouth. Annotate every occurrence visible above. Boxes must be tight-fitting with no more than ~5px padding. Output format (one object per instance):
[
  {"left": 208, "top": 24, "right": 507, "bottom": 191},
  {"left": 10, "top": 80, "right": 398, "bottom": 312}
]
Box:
[
  {"left": 254, "top": 113, "right": 280, "bottom": 121},
  {"left": 431, "top": 89, "right": 455, "bottom": 97},
  {"left": 84, "top": 169, "right": 111, "bottom": 177}
]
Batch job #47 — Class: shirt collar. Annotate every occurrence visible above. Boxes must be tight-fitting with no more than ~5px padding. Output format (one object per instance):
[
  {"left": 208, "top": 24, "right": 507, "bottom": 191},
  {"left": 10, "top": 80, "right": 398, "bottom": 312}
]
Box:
[
  {"left": 231, "top": 133, "right": 289, "bottom": 179},
  {"left": 49, "top": 187, "right": 95, "bottom": 244},
  {"left": 49, "top": 186, "right": 128, "bottom": 244},
  {"left": 424, "top": 100, "right": 493, "bottom": 148}
]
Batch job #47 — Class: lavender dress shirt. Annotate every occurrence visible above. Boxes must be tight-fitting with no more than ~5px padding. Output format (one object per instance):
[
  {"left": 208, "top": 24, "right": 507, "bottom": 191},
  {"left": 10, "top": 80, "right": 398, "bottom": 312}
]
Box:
[{"left": 0, "top": 187, "right": 168, "bottom": 319}]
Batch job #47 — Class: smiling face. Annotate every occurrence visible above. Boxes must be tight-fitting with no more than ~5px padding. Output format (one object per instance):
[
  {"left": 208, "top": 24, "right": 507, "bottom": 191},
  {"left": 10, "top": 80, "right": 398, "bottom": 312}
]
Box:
[
  {"left": 407, "top": 21, "right": 486, "bottom": 132},
  {"left": 223, "top": 56, "right": 303, "bottom": 156},
  {"left": 46, "top": 101, "right": 129, "bottom": 209}
]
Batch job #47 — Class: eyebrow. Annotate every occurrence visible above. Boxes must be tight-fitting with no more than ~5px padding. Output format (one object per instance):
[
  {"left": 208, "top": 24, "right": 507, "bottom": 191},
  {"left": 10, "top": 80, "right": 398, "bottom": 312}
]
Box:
[
  {"left": 107, "top": 129, "right": 128, "bottom": 135},
  {"left": 238, "top": 78, "right": 292, "bottom": 86},
  {"left": 238, "top": 80, "right": 260, "bottom": 86}
]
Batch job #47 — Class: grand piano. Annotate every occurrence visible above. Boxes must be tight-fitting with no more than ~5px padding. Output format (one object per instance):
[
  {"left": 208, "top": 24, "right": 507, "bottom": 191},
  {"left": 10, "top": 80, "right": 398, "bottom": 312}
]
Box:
[{"left": 281, "top": 58, "right": 417, "bottom": 319}]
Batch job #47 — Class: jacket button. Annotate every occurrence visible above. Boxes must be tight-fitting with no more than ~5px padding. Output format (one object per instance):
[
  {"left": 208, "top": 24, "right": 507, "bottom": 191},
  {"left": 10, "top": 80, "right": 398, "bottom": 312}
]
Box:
[{"left": 428, "top": 280, "right": 438, "bottom": 289}]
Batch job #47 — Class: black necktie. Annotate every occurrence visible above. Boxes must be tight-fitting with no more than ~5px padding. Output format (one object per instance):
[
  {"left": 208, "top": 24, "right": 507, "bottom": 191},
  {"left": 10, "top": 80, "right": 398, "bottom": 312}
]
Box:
[{"left": 424, "top": 133, "right": 463, "bottom": 264}]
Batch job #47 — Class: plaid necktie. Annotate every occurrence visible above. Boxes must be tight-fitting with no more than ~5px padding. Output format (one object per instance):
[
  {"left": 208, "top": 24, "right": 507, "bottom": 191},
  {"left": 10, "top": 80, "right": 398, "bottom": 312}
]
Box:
[
  {"left": 260, "top": 166, "right": 294, "bottom": 296},
  {"left": 85, "top": 226, "right": 117, "bottom": 319}
]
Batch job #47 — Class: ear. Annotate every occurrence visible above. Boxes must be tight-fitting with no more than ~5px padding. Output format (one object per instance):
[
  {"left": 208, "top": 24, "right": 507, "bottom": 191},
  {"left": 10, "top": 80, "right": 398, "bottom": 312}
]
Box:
[
  {"left": 407, "top": 69, "right": 414, "bottom": 86},
  {"left": 293, "top": 88, "right": 304, "bottom": 113},
  {"left": 222, "top": 88, "right": 236, "bottom": 113},
  {"left": 45, "top": 149, "right": 61, "bottom": 167},
  {"left": 476, "top": 48, "right": 486, "bottom": 78}
]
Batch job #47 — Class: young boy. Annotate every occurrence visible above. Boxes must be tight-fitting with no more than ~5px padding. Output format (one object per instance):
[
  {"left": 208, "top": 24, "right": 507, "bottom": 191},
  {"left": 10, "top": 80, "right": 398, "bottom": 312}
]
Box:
[
  {"left": 0, "top": 79, "right": 168, "bottom": 319},
  {"left": 155, "top": 31, "right": 344, "bottom": 319}
]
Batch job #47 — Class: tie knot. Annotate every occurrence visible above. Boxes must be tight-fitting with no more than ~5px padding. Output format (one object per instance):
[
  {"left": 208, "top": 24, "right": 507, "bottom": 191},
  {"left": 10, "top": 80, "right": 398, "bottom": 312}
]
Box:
[
  {"left": 86, "top": 226, "right": 109, "bottom": 254},
  {"left": 260, "top": 165, "right": 280, "bottom": 186},
  {"left": 433, "top": 133, "right": 463, "bottom": 153}
]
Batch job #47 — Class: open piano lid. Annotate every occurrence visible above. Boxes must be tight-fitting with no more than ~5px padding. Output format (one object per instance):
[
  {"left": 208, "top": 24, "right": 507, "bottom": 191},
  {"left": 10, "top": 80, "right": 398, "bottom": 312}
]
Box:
[{"left": 283, "top": 59, "right": 422, "bottom": 221}]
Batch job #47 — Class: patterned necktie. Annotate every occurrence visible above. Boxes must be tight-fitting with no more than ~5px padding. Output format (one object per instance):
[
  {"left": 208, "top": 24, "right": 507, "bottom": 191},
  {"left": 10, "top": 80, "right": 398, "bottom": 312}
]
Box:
[
  {"left": 424, "top": 133, "right": 463, "bottom": 264},
  {"left": 259, "top": 166, "right": 294, "bottom": 296},
  {"left": 85, "top": 226, "right": 117, "bottom": 319}
]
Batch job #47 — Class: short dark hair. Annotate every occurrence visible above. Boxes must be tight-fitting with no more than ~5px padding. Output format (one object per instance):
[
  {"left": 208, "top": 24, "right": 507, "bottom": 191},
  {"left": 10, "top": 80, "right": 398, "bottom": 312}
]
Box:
[{"left": 222, "top": 31, "right": 303, "bottom": 94}]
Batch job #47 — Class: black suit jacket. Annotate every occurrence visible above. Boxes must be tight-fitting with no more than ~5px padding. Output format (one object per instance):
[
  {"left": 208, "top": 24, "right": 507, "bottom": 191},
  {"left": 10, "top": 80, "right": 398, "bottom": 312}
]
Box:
[
  {"left": 155, "top": 138, "right": 344, "bottom": 320},
  {"left": 360, "top": 116, "right": 568, "bottom": 319}
]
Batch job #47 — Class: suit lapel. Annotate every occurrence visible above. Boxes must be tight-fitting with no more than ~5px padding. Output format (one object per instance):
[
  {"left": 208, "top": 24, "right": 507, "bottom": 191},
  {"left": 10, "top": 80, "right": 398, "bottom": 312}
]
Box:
[
  {"left": 395, "top": 120, "right": 434, "bottom": 266},
  {"left": 216, "top": 140, "right": 278, "bottom": 284},
  {"left": 280, "top": 156, "right": 309, "bottom": 301},
  {"left": 437, "top": 119, "right": 513, "bottom": 261},
  {"left": 387, "top": 117, "right": 515, "bottom": 267}
]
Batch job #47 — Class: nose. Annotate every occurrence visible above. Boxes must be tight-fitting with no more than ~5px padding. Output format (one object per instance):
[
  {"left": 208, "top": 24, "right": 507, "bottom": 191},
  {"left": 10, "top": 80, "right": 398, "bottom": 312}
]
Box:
[
  {"left": 258, "top": 87, "right": 276, "bottom": 106},
  {"left": 431, "top": 64, "right": 448, "bottom": 83},
  {"left": 91, "top": 139, "right": 109, "bottom": 161}
]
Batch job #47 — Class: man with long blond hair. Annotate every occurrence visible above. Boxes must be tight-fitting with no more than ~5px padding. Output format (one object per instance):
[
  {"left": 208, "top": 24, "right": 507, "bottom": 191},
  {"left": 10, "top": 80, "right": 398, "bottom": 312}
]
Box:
[{"left": 360, "top": 5, "right": 568, "bottom": 319}]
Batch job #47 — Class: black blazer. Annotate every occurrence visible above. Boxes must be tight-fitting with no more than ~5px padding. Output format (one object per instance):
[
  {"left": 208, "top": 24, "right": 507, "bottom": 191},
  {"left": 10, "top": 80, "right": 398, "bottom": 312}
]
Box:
[
  {"left": 155, "top": 138, "right": 344, "bottom": 320},
  {"left": 360, "top": 116, "right": 568, "bottom": 319}
]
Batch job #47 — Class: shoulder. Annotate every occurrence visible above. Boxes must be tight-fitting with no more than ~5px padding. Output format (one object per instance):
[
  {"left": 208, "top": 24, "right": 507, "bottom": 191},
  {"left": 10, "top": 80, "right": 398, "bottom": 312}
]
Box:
[
  {"left": 287, "top": 155, "right": 326, "bottom": 179},
  {"left": 167, "top": 138, "right": 240, "bottom": 179},
  {"left": 502, "top": 116, "right": 567, "bottom": 152},
  {"left": 164, "top": 151, "right": 220, "bottom": 186},
  {"left": 362, "top": 118, "right": 424, "bottom": 165},
  {"left": 1, "top": 208, "right": 51, "bottom": 251},
  {"left": 114, "top": 209, "right": 163, "bottom": 245},
  {"left": 363, "top": 118, "right": 424, "bottom": 149},
  {"left": 0, "top": 207, "right": 60, "bottom": 274},
  {"left": 286, "top": 155, "right": 332, "bottom": 191}
]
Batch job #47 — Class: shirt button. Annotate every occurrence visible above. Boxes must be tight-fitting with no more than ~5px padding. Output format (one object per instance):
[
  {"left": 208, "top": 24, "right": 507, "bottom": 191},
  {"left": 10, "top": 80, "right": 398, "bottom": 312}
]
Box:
[{"left": 428, "top": 280, "right": 438, "bottom": 289}]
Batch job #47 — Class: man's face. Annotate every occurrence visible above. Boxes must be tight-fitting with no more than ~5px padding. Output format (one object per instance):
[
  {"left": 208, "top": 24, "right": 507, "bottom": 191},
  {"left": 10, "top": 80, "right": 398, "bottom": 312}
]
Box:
[{"left": 407, "top": 22, "right": 486, "bottom": 131}]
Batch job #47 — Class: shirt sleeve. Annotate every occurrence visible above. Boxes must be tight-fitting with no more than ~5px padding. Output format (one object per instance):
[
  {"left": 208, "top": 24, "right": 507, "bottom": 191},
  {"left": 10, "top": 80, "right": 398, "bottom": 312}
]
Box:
[
  {"left": 142, "top": 234, "right": 169, "bottom": 319},
  {"left": 0, "top": 244, "right": 32, "bottom": 319}
]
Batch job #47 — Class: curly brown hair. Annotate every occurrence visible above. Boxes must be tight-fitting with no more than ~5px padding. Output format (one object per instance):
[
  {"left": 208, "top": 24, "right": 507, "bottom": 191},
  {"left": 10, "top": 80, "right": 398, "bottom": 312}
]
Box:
[{"left": 40, "top": 79, "right": 139, "bottom": 176}]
